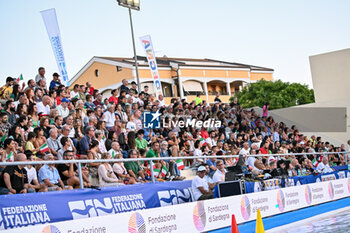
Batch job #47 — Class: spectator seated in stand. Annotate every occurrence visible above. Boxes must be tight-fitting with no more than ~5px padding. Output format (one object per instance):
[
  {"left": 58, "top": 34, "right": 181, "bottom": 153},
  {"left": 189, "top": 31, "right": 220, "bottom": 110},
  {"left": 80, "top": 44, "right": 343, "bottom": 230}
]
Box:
[
  {"left": 192, "top": 166, "right": 213, "bottom": 201},
  {"left": 316, "top": 157, "right": 334, "bottom": 174},
  {"left": 0, "top": 72, "right": 347, "bottom": 195},
  {"left": 98, "top": 153, "right": 124, "bottom": 187}
]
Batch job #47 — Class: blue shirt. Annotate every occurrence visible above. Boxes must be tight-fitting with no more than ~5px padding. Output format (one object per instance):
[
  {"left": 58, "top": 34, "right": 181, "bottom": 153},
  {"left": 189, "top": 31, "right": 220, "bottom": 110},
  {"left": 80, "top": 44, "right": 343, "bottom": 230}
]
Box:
[
  {"left": 250, "top": 121, "right": 256, "bottom": 129},
  {"left": 79, "top": 135, "right": 92, "bottom": 155},
  {"left": 267, "top": 127, "right": 271, "bottom": 135},
  {"left": 143, "top": 128, "right": 154, "bottom": 139},
  {"left": 120, "top": 85, "right": 130, "bottom": 94},
  {"left": 160, "top": 149, "right": 170, "bottom": 163},
  {"left": 206, "top": 159, "right": 216, "bottom": 173},
  {"left": 273, "top": 132, "right": 280, "bottom": 142},
  {"left": 49, "top": 80, "right": 60, "bottom": 90},
  {"left": 38, "top": 164, "right": 61, "bottom": 184},
  {"left": 84, "top": 101, "right": 96, "bottom": 110}
]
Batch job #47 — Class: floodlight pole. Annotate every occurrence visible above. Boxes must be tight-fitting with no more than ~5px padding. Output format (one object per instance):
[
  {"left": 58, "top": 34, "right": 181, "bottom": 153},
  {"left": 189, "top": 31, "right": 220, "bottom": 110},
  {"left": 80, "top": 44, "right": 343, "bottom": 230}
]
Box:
[{"left": 128, "top": 8, "right": 141, "bottom": 93}]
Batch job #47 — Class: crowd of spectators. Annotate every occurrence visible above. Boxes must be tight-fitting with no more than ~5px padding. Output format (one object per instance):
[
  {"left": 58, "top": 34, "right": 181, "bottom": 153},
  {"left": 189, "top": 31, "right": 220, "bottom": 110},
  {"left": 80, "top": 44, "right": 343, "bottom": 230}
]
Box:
[{"left": 0, "top": 67, "right": 348, "bottom": 195}]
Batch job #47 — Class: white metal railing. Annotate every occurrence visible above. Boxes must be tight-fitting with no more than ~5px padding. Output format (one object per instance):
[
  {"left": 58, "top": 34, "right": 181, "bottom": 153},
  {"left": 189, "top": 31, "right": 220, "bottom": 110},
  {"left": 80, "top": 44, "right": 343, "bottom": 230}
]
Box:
[{"left": 0, "top": 151, "right": 348, "bottom": 189}]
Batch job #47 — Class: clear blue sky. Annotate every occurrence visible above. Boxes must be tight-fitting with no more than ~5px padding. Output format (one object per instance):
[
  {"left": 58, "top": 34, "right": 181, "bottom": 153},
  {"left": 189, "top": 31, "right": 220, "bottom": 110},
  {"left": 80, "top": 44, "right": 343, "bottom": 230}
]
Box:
[{"left": 1, "top": 0, "right": 349, "bottom": 88}]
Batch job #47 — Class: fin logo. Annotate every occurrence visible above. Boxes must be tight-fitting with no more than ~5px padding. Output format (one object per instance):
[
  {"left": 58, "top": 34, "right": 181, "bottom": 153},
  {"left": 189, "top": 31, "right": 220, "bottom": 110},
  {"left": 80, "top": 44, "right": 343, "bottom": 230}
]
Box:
[
  {"left": 157, "top": 188, "right": 193, "bottom": 206},
  {"left": 68, "top": 198, "right": 115, "bottom": 219}
]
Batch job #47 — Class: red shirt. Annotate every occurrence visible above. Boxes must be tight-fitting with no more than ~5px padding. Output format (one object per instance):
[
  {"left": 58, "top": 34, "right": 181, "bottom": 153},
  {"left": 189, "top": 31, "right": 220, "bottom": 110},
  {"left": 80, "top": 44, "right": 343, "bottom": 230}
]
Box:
[
  {"left": 108, "top": 96, "right": 118, "bottom": 105},
  {"left": 89, "top": 87, "right": 95, "bottom": 96},
  {"left": 93, "top": 100, "right": 103, "bottom": 107},
  {"left": 200, "top": 129, "right": 209, "bottom": 139},
  {"left": 56, "top": 96, "right": 62, "bottom": 106},
  {"left": 259, "top": 147, "right": 268, "bottom": 154}
]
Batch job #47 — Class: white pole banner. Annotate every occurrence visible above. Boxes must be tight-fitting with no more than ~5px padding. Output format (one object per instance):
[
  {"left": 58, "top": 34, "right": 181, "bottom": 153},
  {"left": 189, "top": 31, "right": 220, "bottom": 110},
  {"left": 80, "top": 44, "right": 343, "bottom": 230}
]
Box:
[
  {"left": 40, "top": 8, "right": 69, "bottom": 86},
  {"left": 139, "top": 35, "right": 163, "bottom": 99}
]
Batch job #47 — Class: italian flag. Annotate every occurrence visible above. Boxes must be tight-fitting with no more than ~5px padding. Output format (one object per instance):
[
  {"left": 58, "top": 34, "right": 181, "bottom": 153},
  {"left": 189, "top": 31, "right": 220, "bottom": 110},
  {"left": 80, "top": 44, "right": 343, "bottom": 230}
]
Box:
[
  {"left": 111, "top": 150, "right": 115, "bottom": 159},
  {"left": 146, "top": 165, "right": 156, "bottom": 176},
  {"left": 312, "top": 155, "right": 322, "bottom": 168},
  {"left": 153, "top": 168, "right": 160, "bottom": 178},
  {"left": 161, "top": 166, "right": 168, "bottom": 178},
  {"left": 200, "top": 137, "right": 207, "bottom": 146},
  {"left": 39, "top": 143, "right": 50, "bottom": 154},
  {"left": 17, "top": 74, "right": 23, "bottom": 82},
  {"left": 176, "top": 159, "right": 185, "bottom": 170}
]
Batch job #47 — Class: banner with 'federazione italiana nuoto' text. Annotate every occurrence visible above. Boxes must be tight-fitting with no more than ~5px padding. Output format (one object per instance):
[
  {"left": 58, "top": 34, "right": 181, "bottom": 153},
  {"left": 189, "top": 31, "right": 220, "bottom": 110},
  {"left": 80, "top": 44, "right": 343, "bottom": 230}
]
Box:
[
  {"left": 139, "top": 35, "right": 163, "bottom": 99},
  {"left": 40, "top": 8, "right": 69, "bottom": 86}
]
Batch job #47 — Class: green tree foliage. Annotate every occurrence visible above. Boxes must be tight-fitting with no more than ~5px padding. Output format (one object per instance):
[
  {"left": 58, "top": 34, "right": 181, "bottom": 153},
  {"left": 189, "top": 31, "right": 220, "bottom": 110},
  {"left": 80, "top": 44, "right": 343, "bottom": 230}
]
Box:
[{"left": 231, "top": 79, "right": 315, "bottom": 110}]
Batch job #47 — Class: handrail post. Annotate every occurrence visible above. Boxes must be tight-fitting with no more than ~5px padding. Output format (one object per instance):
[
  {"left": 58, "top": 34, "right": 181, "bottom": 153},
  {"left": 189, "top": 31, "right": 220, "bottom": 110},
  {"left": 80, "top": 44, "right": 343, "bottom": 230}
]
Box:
[
  {"left": 150, "top": 160, "right": 155, "bottom": 183},
  {"left": 78, "top": 162, "right": 84, "bottom": 189},
  {"left": 346, "top": 152, "right": 348, "bottom": 165}
]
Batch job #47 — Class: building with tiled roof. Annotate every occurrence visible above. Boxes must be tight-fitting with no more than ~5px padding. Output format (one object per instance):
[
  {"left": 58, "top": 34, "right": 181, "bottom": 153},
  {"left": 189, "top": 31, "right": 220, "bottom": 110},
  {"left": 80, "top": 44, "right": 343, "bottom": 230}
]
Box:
[{"left": 70, "top": 56, "right": 274, "bottom": 104}]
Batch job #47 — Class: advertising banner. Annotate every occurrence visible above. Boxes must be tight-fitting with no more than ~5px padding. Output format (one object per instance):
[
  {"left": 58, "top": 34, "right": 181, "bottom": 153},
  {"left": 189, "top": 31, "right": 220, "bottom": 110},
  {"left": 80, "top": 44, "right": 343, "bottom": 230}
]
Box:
[
  {"left": 40, "top": 8, "right": 69, "bottom": 86},
  {"left": 0, "top": 181, "right": 193, "bottom": 230},
  {"left": 139, "top": 35, "right": 163, "bottom": 99},
  {"left": 288, "top": 170, "right": 349, "bottom": 186},
  {"left": 4, "top": 178, "right": 350, "bottom": 233},
  {"left": 1, "top": 170, "right": 349, "bottom": 230}
]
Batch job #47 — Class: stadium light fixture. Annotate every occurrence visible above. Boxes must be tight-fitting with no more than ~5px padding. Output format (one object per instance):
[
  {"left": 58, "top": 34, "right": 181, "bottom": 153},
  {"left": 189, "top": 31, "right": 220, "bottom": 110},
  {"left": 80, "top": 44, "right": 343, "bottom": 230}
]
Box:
[
  {"left": 118, "top": 0, "right": 140, "bottom": 11},
  {"left": 117, "top": 0, "right": 141, "bottom": 93}
]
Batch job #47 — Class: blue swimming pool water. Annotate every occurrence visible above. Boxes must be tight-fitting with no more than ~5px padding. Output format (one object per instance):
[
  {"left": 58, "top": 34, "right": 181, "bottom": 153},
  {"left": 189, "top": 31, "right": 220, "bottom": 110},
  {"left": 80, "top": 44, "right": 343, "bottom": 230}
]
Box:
[
  {"left": 210, "top": 198, "right": 350, "bottom": 233},
  {"left": 274, "top": 210, "right": 350, "bottom": 233}
]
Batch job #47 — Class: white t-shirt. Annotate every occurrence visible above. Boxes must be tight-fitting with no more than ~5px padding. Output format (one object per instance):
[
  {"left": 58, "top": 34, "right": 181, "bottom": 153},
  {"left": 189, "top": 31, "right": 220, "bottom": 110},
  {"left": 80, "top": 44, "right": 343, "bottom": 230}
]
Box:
[
  {"left": 194, "top": 149, "right": 203, "bottom": 163},
  {"left": 57, "top": 149, "right": 65, "bottom": 161},
  {"left": 98, "top": 139, "right": 107, "bottom": 154},
  {"left": 316, "top": 163, "right": 333, "bottom": 173},
  {"left": 212, "top": 169, "right": 226, "bottom": 183},
  {"left": 205, "top": 137, "right": 216, "bottom": 147},
  {"left": 239, "top": 147, "right": 250, "bottom": 156},
  {"left": 246, "top": 156, "right": 256, "bottom": 169},
  {"left": 25, "top": 166, "right": 38, "bottom": 184},
  {"left": 225, "top": 127, "right": 233, "bottom": 139},
  {"left": 36, "top": 102, "right": 50, "bottom": 115},
  {"left": 64, "top": 125, "right": 75, "bottom": 138},
  {"left": 103, "top": 111, "right": 116, "bottom": 128},
  {"left": 108, "top": 149, "right": 122, "bottom": 159},
  {"left": 251, "top": 142, "right": 261, "bottom": 149},
  {"left": 70, "top": 91, "right": 80, "bottom": 99},
  {"left": 133, "top": 119, "right": 142, "bottom": 131},
  {"left": 126, "top": 121, "right": 136, "bottom": 131},
  {"left": 138, "top": 99, "right": 144, "bottom": 106},
  {"left": 273, "top": 132, "right": 280, "bottom": 142},
  {"left": 57, "top": 105, "right": 70, "bottom": 118},
  {"left": 132, "top": 96, "right": 139, "bottom": 104},
  {"left": 113, "top": 163, "right": 127, "bottom": 176},
  {"left": 158, "top": 100, "right": 165, "bottom": 108},
  {"left": 4, "top": 152, "right": 14, "bottom": 162},
  {"left": 192, "top": 175, "right": 209, "bottom": 201}
]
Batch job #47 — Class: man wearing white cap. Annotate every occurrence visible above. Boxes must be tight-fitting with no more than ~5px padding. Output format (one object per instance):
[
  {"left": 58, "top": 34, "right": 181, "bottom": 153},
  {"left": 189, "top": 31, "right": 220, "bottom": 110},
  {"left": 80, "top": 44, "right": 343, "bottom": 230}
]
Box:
[{"left": 192, "top": 166, "right": 213, "bottom": 201}]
